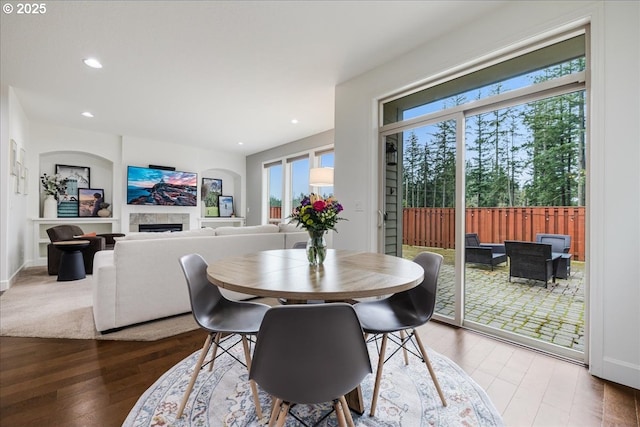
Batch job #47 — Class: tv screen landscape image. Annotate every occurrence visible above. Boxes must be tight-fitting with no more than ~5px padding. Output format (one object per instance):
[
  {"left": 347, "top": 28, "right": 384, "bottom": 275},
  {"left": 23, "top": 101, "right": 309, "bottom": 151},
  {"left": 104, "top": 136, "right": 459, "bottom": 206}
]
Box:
[{"left": 127, "top": 166, "right": 198, "bottom": 206}]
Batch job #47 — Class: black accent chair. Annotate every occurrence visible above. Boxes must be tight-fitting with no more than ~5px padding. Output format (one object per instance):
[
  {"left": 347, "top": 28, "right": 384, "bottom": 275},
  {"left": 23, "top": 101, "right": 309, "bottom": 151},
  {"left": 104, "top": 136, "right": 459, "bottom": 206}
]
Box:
[
  {"left": 465, "top": 233, "right": 507, "bottom": 270},
  {"left": 46, "top": 225, "right": 106, "bottom": 275},
  {"left": 536, "top": 233, "right": 571, "bottom": 279},
  {"left": 504, "top": 240, "right": 556, "bottom": 286}
]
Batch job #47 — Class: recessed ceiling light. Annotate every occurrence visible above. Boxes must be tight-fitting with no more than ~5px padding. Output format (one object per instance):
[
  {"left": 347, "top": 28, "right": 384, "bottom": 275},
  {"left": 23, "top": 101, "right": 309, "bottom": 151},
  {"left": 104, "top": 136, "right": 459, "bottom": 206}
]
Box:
[
  {"left": 291, "top": 119, "right": 298, "bottom": 124},
  {"left": 83, "top": 58, "right": 103, "bottom": 69},
  {"left": 81, "top": 112, "right": 94, "bottom": 118},
  {"left": 238, "top": 142, "right": 244, "bottom": 145}
]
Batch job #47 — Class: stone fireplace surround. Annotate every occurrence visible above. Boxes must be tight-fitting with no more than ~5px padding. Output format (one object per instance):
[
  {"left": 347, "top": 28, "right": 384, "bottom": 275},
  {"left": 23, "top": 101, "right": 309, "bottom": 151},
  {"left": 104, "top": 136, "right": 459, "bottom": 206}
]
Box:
[{"left": 129, "top": 213, "right": 190, "bottom": 232}]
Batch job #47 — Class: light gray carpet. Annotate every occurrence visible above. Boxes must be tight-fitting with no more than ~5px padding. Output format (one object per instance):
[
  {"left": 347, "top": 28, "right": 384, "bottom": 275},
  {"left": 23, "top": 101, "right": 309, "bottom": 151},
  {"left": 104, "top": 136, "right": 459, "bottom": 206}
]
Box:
[{"left": 0, "top": 267, "right": 199, "bottom": 341}]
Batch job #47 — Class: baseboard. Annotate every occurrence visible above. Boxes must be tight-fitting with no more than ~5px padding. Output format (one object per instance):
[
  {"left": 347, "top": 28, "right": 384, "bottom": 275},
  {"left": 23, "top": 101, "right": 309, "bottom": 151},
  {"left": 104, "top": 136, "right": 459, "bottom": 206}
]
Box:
[
  {"left": 599, "top": 356, "right": 640, "bottom": 389},
  {"left": 1, "top": 263, "right": 25, "bottom": 291}
]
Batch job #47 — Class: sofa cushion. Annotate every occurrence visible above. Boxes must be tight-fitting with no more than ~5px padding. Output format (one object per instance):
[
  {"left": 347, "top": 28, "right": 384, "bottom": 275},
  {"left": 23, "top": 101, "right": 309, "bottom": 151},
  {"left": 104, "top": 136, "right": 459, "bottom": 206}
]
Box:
[
  {"left": 215, "top": 224, "right": 279, "bottom": 236},
  {"left": 278, "top": 222, "right": 302, "bottom": 233},
  {"left": 116, "top": 228, "right": 216, "bottom": 241}
]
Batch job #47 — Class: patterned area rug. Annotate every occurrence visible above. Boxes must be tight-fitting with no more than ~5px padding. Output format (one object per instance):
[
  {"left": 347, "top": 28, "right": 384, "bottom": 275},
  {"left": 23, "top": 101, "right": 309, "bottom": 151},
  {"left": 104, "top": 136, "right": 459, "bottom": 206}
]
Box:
[{"left": 124, "top": 338, "right": 504, "bottom": 426}]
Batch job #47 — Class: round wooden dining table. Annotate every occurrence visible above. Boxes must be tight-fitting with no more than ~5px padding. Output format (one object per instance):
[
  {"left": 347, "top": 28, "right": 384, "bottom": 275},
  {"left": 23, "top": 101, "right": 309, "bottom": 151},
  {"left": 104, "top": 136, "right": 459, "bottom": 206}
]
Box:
[
  {"left": 206, "top": 248, "right": 425, "bottom": 415},
  {"left": 206, "top": 248, "right": 425, "bottom": 303}
]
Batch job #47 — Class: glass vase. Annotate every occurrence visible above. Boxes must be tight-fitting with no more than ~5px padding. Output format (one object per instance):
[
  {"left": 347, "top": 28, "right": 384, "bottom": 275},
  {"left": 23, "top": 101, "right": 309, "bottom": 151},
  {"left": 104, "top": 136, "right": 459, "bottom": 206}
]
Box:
[{"left": 306, "top": 230, "right": 327, "bottom": 266}]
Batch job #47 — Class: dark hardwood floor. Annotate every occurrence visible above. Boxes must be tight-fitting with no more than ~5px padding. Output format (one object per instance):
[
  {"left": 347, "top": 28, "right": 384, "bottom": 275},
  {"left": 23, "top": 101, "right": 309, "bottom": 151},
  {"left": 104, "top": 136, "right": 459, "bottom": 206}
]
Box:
[
  {"left": 1, "top": 322, "right": 638, "bottom": 426},
  {"left": 0, "top": 330, "right": 205, "bottom": 426}
]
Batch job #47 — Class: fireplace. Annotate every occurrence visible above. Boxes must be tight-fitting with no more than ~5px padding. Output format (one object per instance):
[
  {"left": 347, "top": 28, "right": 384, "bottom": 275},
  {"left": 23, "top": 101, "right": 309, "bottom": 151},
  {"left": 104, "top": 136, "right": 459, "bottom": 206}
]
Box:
[
  {"left": 138, "top": 223, "right": 183, "bottom": 233},
  {"left": 129, "top": 213, "right": 189, "bottom": 233}
]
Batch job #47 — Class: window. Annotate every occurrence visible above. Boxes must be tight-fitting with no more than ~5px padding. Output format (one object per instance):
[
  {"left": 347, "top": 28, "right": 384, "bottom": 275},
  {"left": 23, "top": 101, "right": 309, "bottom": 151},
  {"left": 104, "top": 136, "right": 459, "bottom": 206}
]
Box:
[
  {"left": 263, "top": 146, "right": 333, "bottom": 224},
  {"left": 382, "top": 34, "right": 585, "bottom": 125},
  {"left": 265, "top": 162, "right": 282, "bottom": 224},
  {"left": 288, "top": 156, "right": 310, "bottom": 213}
]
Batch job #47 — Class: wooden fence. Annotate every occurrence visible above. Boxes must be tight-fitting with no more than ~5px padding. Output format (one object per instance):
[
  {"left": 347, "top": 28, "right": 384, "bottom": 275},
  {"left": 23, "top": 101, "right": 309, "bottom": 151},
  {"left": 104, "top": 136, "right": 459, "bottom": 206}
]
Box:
[
  {"left": 270, "top": 205, "right": 585, "bottom": 260},
  {"left": 403, "top": 207, "right": 585, "bottom": 261}
]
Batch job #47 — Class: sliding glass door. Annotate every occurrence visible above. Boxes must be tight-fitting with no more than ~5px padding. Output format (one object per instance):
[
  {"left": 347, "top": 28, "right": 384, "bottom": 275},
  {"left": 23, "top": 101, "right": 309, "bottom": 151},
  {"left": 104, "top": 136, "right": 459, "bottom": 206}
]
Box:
[{"left": 378, "top": 30, "right": 587, "bottom": 360}]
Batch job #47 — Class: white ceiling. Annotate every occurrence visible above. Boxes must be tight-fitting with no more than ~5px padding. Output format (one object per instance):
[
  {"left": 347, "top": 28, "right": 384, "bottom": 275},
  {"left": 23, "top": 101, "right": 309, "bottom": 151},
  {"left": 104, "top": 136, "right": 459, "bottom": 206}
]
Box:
[{"left": 1, "top": 1, "right": 505, "bottom": 155}]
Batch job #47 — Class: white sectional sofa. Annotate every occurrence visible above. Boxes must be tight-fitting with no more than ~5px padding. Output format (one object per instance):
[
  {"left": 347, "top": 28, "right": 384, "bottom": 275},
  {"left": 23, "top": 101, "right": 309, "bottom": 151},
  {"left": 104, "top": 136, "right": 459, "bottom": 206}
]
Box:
[{"left": 92, "top": 224, "right": 312, "bottom": 333}]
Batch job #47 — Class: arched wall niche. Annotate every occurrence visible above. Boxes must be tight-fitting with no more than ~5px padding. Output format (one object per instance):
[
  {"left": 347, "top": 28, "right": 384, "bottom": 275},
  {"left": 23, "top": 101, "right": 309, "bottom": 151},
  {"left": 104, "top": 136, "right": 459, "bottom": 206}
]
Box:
[
  {"left": 200, "top": 167, "right": 243, "bottom": 217},
  {"left": 39, "top": 150, "right": 114, "bottom": 216}
]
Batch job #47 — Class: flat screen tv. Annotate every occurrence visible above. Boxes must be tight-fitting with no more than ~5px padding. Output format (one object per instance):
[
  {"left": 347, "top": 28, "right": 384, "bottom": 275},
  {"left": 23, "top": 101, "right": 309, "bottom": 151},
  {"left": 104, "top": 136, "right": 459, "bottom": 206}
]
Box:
[{"left": 127, "top": 166, "right": 198, "bottom": 206}]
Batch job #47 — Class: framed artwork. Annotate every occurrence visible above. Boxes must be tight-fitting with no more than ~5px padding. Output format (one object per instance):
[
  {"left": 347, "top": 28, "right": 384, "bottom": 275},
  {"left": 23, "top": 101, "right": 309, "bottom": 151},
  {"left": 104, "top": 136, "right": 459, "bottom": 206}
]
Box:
[
  {"left": 10, "top": 139, "right": 17, "bottom": 176},
  {"left": 201, "top": 178, "right": 222, "bottom": 217},
  {"left": 22, "top": 167, "right": 29, "bottom": 195},
  {"left": 79, "top": 188, "right": 104, "bottom": 217},
  {"left": 14, "top": 162, "right": 21, "bottom": 193},
  {"left": 55, "top": 164, "right": 90, "bottom": 200},
  {"left": 218, "top": 195, "right": 234, "bottom": 217}
]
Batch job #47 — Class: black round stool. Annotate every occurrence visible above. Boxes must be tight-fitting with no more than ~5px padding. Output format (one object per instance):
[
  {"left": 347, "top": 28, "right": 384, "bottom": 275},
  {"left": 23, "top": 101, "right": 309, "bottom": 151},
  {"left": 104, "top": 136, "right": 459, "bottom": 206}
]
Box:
[{"left": 53, "top": 240, "right": 90, "bottom": 281}]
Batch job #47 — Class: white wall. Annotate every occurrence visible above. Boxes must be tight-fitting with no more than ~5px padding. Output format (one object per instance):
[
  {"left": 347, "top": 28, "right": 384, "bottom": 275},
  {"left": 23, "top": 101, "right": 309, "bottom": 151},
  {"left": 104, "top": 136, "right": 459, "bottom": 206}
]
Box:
[
  {"left": 0, "top": 87, "right": 30, "bottom": 290},
  {"left": 334, "top": 1, "right": 639, "bottom": 389}
]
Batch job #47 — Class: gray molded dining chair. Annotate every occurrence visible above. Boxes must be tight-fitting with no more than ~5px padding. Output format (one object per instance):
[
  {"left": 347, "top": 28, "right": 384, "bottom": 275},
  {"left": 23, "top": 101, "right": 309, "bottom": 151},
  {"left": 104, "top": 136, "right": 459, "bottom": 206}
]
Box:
[
  {"left": 177, "top": 253, "right": 270, "bottom": 419},
  {"left": 353, "top": 251, "right": 447, "bottom": 417},
  {"left": 249, "top": 303, "right": 372, "bottom": 427}
]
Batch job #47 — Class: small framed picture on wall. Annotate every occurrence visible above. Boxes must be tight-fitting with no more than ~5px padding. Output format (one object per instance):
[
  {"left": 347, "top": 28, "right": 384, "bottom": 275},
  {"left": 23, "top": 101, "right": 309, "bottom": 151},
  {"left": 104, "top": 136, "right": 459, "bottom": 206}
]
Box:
[
  {"left": 218, "top": 195, "right": 234, "bottom": 217},
  {"left": 10, "top": 139, "right": 17, "bottom": 176}
]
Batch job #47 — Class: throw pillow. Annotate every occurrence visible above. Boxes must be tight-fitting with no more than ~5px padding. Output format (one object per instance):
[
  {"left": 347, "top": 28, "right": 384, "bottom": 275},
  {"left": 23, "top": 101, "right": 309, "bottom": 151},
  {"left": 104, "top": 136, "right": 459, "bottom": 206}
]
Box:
[{"left": 73, "top": 232, "right": 97, "bottom": 238}]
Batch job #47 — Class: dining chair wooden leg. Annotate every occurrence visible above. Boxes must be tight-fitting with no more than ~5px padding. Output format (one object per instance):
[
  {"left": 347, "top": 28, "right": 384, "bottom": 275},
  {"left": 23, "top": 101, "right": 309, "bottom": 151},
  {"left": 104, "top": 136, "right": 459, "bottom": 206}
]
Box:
[
  {"left": 268, "top": 398, "right": 282, "bottom": 427},
  {"left": 208, "top": 332, "right": 221, "bottom": 372},
  {"left": 274, "top": 402, "right": 290, "bottom": 427},
  {"left": 369, "top": 332, "right": 388, "bottom": 417},
  {"left": 339, "top": 395, "right": 355, "bottom": 427},
  {"left": 413, "top": 330, "right": 447, "bottom": 406},
  {"left": 241, "top": 335, "right": 264, "bottom": 420},
  {"left": 177, "top": 333, "right": 213, "bottom": 418},
  {"left": 334, "top": 399, "right": 348, "bottom": 427},
  {"left": 399, "top": 330, "right": 409, "bottom": 365}
]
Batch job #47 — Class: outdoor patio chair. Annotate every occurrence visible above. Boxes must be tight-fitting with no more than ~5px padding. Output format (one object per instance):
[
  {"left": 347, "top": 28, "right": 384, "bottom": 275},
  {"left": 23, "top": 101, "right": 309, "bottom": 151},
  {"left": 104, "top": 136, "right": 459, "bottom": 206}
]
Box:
[
  {"left": 504, "top": 240, "right": 556, "bottom": 286},
  {"left": 465, "top": 233, "right": 507, "bottom": 270},
  {"left": 536, "top": 233, "right": 572, "bottom": 279}
]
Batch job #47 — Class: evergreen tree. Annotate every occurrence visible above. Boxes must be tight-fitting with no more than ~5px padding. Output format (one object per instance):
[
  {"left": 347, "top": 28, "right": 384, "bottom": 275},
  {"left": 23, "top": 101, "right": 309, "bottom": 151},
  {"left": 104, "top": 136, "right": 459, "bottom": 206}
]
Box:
[
  {"left": 403, "top": 131, "right": 422, "bottom": 207},
  {"left": 522, "top": 59, "right": 585, "bottom": 206}
]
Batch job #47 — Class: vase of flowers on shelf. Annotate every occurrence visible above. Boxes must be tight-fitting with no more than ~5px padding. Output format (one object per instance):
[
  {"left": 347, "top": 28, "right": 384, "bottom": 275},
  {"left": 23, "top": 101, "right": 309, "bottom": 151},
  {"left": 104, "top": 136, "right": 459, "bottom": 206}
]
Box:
[
  {"left": 288, "top": 193, "right": 345, "bottom": 266},
  {"left": 40, "top": 173, "right": 67, "bottom": 218}
]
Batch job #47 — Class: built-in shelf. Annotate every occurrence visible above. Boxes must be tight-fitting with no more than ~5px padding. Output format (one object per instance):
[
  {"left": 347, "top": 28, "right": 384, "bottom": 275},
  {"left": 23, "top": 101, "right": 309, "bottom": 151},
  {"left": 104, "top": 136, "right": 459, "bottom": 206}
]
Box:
[
  {"left": 32, "top": 218, "right": 120, "bottom": 266},
  {"left": 197, "top": 217, "right": 245, "bottom": 228}
]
